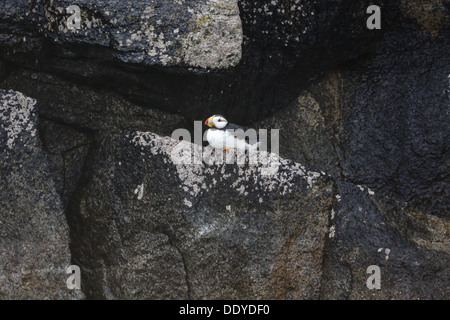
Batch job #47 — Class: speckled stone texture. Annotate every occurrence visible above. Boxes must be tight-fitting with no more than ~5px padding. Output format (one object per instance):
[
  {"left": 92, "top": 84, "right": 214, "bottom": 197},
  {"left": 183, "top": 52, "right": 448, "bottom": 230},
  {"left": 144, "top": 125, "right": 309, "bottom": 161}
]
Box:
[
  {"left": 0, "top": 0, "right": 387, "bottom": 121},
  {"left": 66, "top": 131, "right": 333, "bottom": 299},
  {"left": 0, "top": 90, "right": 84, "bottom": 299},
  {"left": 0, "top": 0, "right": 242, "bottom": 69},
  {"left": 0, "top": 0, "right": 448, "bottom": 300}
]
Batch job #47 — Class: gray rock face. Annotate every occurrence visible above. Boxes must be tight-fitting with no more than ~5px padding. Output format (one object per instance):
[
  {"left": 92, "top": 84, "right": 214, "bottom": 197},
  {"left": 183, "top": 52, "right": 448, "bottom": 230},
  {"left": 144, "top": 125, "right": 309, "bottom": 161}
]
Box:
[
  {"left": 38, "top": 119, "right": 92, "bottom": 209},
  {"left": 0, "top": 0, "right": 242, "bottom": 70},
  {"left": 255, "top": 90, "right": 341, "bottom": 178},
  {"left": 0, "top": 0, "right": 448, "bottom": 301},
  {"left": 334, "top": 31, "right": 449, "bottom": 217},
  {"left": 0, "top": 90, "right": 83, "bottom": 299},
  {"left": 259, "top": 27, "right": 450, "bottom": 217},
  {"left": 239, "top": 0, "right": 385, "bottom": 58},
  {"left": 0, "top": 0, "right": 387, "bottom": 122},
  {"left": 67, "top": 131, "right": 333, "bottom": 299},
  {"left": 1, "top": 69, "right": 188, "bottom": 134},
  {"left": 321, "top": 181, "right": 450, "bottom": 299}
]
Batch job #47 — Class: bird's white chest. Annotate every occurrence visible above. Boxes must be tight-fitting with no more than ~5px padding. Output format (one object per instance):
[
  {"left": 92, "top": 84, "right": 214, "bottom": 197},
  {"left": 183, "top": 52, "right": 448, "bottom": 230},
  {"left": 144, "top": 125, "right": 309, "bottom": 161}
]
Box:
[
  {"left": 206, "top": 129, "right": 245, "bottom": 149},
  {"left": 206, "top": 129, "right": 226, "bottom": 149}
]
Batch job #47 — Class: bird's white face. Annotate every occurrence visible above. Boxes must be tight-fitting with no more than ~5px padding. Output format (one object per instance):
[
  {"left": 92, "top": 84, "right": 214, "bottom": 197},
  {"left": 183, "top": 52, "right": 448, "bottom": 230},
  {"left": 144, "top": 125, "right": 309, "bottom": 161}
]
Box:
[{"left": 205, "top": 115, "right": 228, "bottom": 129}]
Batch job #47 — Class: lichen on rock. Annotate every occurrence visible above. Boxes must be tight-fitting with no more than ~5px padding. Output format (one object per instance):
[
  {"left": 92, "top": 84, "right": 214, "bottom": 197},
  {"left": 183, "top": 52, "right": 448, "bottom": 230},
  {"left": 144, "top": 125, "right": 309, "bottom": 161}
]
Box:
[
  {"left": 0, "top": 90, "right": 84, "bottom": 299},
  {"left": 39, "top": 0, "right": 243, "bottom": 69},
  {"left": 0, "top": 90, "right": 37, "bottom": 150}
]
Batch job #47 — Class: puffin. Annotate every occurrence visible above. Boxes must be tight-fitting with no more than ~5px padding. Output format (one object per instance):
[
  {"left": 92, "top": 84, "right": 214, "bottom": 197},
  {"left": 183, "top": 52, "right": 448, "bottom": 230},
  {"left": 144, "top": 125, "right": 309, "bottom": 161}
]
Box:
[{"left": 204, "top": 114, "right": 260, "bottom": 150}]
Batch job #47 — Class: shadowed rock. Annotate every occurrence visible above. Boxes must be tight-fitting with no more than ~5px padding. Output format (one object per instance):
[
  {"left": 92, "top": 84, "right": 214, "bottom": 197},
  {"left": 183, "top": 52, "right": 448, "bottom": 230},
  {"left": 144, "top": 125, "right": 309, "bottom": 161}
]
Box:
[
  {"left": 67, "top": 131, "right": 334, "bottom": 299},
  {"left": 321, "top": 181, "right": 450, "bottom": 299},
  {"left": 0, "top": 90, "right": 84, "bottom": 299},
  {"left": 0, "top": 0, "right": 387, "bottom": 121}
]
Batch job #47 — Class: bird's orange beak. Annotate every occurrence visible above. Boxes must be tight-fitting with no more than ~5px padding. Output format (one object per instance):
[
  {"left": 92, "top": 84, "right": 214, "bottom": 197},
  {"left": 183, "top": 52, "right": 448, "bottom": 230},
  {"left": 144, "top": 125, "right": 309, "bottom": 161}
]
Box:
[{"left": 205, "top": 116, "right": 214, "bottom": 127}]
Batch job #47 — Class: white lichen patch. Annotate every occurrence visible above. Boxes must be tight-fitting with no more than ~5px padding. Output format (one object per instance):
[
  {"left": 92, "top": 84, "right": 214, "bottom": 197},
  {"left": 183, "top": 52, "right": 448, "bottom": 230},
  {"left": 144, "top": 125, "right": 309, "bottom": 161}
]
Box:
[
  {"left": 130, "top": 131, "right": 323, "bottom": 207},
  {"left": 180, "top": 0, "right": 243, "bottom": 69},
  {"left": 134, "top": 183, "right": 144, "bottom": 200},
  {"left": 134, "top": 6, "right": 173, "bottom": 64},
  {"left": 0, "top": 90, "right": 37, "bottom": 150},
  {"left": 357, "top": 184, "right": 375, "bottom": 196},
  {"left": 384, "top": 248, "right": 391, "bottom": 260},
  {"left": 183, "top": 198, "right": 193, "bottom": 208},
  {"left": 254, "top": 152, "right": 322, "bottom": 191},
  {"left": 130, "top": 132, "right": 205, "bottom": 205},
  {"left": 44, "top": 0, "right": 242, "bottom": 69},
  {"left": 378, "top": 247, "right": 391, "bottom": 260},
  {"left": 329, "top": 225, "right": 336, "bottom": 238}
]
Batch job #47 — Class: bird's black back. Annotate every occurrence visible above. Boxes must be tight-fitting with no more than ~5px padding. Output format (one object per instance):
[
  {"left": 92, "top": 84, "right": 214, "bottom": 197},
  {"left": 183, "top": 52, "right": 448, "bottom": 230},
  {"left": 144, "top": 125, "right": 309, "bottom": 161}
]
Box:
[
  {"left": 222, "top": 122, "right": 246, "bottom": 131},
  {"left": 223, "top": 122, "right": 259, "bottom": 145}
]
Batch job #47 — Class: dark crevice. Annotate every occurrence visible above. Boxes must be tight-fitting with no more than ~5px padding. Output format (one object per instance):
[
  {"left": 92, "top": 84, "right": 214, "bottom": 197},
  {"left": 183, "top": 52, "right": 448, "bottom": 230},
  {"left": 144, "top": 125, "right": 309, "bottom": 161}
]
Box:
[
  {"left": 318, "top": 177, "right": 339, "bottom": 299},
  {"left": 34, "top": 113, "right": 96, "bottom": 298},
  {"left": 175, "top": 244, "right": 192, "bottom": 300},
  {"left": 344, "top": 262, "right": 354, "bottom": 300},
  {"left": 59, "top": 142, "right": 92, "bottom": 206},
  {"left": 163, "top": 230, "right": 192, "bottom": 300},
  {"left": 62, "top": 134, "right": 99, "bottom": 299},
  {"left": 39, "top": 114, "right": 96, "bottom": 136}
]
